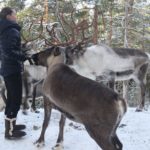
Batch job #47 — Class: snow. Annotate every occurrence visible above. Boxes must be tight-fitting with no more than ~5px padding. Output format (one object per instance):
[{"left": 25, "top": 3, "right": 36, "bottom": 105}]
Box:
[{"left": 0, "top": 107, "right": 150, "bottom": 150}]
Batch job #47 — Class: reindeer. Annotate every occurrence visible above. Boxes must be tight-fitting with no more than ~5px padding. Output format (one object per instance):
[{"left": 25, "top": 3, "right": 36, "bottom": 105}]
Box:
[
  {"left": 31, "top": 47, "right": 127, "bottom": 150},
  {"left": 21, "top": 64, "right": 46, "bottom": 114},
  {"left": 20, "top": 11, "right": 146, "bottom": 148},
  {"left": 29, "top": 43, "right": 148, "bottom": 149},
  {"left": 0, "top": 63, "right": 46, "bottom": 114},
  {"left": 37, "top": 12, "right": 149, "bottom": 112},
  {"left": 65, "top": 43, "right": 149, "bottom": 111}
]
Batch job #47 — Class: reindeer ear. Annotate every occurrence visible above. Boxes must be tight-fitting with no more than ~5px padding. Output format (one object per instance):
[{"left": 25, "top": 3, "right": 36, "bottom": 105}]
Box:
[{"left": 54, "top": 47, "right": 61, "bottom": 56}]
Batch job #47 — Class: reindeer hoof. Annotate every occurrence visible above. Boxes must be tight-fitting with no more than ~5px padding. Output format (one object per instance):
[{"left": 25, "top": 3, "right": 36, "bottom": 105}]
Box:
[
  {"left": 119, "top": 124, "right": 127, "bottom": 128},
  {"left": 30, "top": 108, "right": 40, "bottom": 113},
  {"left": 52, "top": 142, "right": 64, "bottom": 150},
  {"left": 22, "top": 110, "right": 28, "bottom": 115},
  {"left": 34, "top": 140, "right": 45, "bottom": 147},
  {"left": 135, "top": 108, "right": 143, "bottom": 112},
  {"left": 35, "top": 110, "right": 40, "bottom": 113}
]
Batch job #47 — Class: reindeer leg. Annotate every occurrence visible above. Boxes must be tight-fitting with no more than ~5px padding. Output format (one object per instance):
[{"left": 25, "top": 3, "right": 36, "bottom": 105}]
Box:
[
  {"left": 111, "top": 121, "right": 123, "bottom": 150},
  {"left": 85, "top": 124, "right": 117, "bottom": 150},
  {"left": 53, "top": 114, "right": 66, "bottom": 150},
  {"left": 108, "top": 71, "right": 115, "bottom": 90},
  {"left": 22, "top": 97, "right": 29, "bottom": 115},
  {"left": 0, "top": 86, "right": 7, "bottom": 104},
  {"left": 136, "top": 81, "right": 146, "bottom": 112},
  {"left": 111, "top": 134, "right": 122, "bottom": 150},
  {"left": 108, "top": 77, "right": 115, "bottom": 91},
  {"left": 31, "top": 80, "right": 43, "bottom": 113},
  {"left": 136, "top": 63, "right": 148, "bottom": 111},
  {"left": 34, "top": 96, "right": 52, "bottom": 147},
  {"left": 31, "top": 84, "right": 38, "bottom": 113},
  {"left": 22, "top": 75, "right": 30, "bottom": 115}
]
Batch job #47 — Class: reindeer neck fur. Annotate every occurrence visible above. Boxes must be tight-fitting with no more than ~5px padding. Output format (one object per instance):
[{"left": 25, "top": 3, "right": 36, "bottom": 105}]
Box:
[
  {"left": 69, "top": 44, "right": 115, "bottom": 80},
  {"left": 47, "top": 54, "right": 65, "bottom": 73}
]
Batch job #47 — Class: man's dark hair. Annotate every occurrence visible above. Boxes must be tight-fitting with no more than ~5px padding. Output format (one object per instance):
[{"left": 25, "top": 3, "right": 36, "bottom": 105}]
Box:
[{"left": 0, "top": 7, "right": 13, "bottom": 19}]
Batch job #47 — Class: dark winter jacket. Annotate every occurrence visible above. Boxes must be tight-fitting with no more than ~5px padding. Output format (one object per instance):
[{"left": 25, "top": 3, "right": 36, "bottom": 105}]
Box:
[{"left": 0, "top": 19, "right": 26, "bottom": 77}]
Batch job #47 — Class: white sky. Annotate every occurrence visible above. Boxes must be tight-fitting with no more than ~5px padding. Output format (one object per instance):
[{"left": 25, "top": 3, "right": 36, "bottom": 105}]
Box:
[{"left": 25, "top": 0, "right": 33, "bottom": 7}]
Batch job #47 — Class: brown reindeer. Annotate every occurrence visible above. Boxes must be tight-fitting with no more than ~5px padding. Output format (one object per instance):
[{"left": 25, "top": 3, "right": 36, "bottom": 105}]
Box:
[{"left": 32, "top": 47, "right": 127, "bottom": 150}]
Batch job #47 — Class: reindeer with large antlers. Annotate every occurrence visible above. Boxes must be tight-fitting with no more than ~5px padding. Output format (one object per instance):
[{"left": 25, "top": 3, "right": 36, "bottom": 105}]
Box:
[
  {"left": 16, "top": 5, "right": 148, "bottom": 149},
  {"left": 42, "top": 7, "right": 149, "bottom": 112},
  {"left": 26, "top": 6, "right": 149, "bottom": 149},
  {"left": 31, "top": 46, "right": 127, "bottom": 150}
]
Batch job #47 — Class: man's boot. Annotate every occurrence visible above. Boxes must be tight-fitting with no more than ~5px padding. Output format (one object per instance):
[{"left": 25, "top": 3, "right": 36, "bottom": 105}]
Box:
[{"left": 5, "top": 117, "right": 26, "bottom": 139}]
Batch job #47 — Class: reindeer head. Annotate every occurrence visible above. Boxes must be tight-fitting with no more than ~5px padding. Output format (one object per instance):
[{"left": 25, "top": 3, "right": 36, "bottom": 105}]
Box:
[
  {"left": 65, "top": 43, "right": 86, "bottom": 65},
  {"left": 31, "top": 47, "right": 66, "bottom": 67}
]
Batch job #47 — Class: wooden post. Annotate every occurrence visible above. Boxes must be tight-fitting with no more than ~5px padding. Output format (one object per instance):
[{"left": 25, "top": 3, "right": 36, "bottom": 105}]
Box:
[
  {"left": 93, "top": 5, "right": 98, "bottom": 44},
  {"left": 44, "top": 0, "right": 48, "bottom": 23}
]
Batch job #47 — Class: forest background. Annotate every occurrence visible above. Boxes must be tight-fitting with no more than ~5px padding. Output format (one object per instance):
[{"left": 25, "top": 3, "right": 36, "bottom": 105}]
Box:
[{"left": 0, "top": 0, "right": 150, "bottom": 106}]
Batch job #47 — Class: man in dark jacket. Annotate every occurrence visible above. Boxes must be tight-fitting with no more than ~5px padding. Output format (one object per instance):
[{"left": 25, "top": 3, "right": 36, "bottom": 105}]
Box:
[{"left": 0, "top": 7, "right": 27, "bottom": 139}]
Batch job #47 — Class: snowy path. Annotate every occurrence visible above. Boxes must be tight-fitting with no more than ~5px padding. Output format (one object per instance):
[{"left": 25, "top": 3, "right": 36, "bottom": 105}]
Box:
[{"left": 0, "top": 107, "right": 150, "bottom": 150}]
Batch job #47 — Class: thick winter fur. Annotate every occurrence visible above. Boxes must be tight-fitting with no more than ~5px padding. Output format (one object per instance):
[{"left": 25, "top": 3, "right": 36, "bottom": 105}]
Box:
[
  {"left": 32, "top": 47, "right": 127, "bottom": 150},
  {"left": 22, "top": 65, "right": 46, "bottom": 113},
  {"left": 65, "top": 44, "right": 149, "bottom": 111}
]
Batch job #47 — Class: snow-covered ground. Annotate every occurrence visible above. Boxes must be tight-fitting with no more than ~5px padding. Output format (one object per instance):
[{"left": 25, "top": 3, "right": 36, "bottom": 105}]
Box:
[{"left": 0, "top": 107, "right": 150, "bottom": 150}]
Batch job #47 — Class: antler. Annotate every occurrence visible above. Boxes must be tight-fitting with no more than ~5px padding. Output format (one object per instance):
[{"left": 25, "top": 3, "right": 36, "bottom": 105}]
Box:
[
  {"left": 43, "top": 7, "right": 94, "bottom": 47},
  {"left": 21, "top": 16, "right": 44, "bottom": 46},
  {"left": 44, "top": 21, "right": 76, "bottom": 47}
]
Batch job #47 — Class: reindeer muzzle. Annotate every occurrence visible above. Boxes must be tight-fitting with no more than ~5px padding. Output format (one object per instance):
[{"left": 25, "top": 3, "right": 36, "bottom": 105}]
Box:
[{"left": 29, "top": 54, "right": 39, "bottom": 65}]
